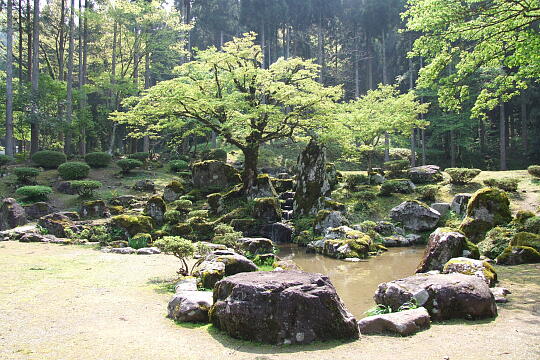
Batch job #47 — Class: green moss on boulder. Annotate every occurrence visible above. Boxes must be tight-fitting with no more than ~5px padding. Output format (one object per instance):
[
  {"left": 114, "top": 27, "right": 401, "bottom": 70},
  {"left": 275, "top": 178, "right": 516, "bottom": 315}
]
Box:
[
  {"left": 477, "top": 226, "right": 514, "bottom": 259},
  {"left": 110, "top": 215, "right": 153, "bottom": 238}
]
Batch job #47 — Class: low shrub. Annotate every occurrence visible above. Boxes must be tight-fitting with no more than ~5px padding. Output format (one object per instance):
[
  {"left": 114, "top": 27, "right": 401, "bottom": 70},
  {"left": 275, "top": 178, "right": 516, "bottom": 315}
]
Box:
[
  {"left": 379, "top": 179, "right": 415, "bottom": 196},
  {"left": 32, "top": 150, "right": 67, "bottom": 169},
  {"left": 69, "top": 180, "right": 102, "bottom": 197},
  {"left": 213, "top": 223, "right": 242, "bottom": 249},
  {"left": 344, "top": 174, "right": 369, "bottom": 190},
  {"left": 0, "top": 154, "right": 13, "bottom": 168},
  {"left": 84, "top": 152, "right": 112, "bottom": 168},
  {"left": 528, "top": 165, "right": 540, "bottom": 178},
  {"left": 164, "top": 210, "right": 183, "bottom": 224},
  {"left": 117, "top": 159, "right": 143, "bottom": 173},
  {"left": 383, "top": 160, "right": 409, "bottom": 178},
  {"left": 202, "top": 148, "right": 227, "bottom": 162},
  {"left": 445, "top": 168, "right": 481, "bottom": 184},
  {"left": 129, "top": 233, "right": 152, "bottom": 249},
  {"left": 128, "top": 152, "right": 150, "bottom": 162},
  {"left": 154, "top": 236, "right": 195, "bottom": 275},
  {"left": 58, "top": 161, "right": 90, "bottom": 180},
  {"left": 14, "top": 167, "right": 40, "bottom": 183},
  {"left": 416, "top": 185, "right": 439, "bottom": 201},
  {"left": 169, "top": 160, "right": 189, "bottom": 172},
  {"left": 518, "top": 216, "right": 540, "bottom": 234},
  {"left": 16, "top": 185, "right": 53, "bottom": 201},
  {"left": 171, "top": 199, "right": 193, "bottom": 213},
  {"left": 483, "top": 178, "right": 520, "bottom": 192}
]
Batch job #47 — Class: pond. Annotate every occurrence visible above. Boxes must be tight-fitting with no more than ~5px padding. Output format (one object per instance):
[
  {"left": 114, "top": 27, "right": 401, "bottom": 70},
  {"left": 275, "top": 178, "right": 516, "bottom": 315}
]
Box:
[{"left": 277, "top": 244, "right": 425, "bottom": 318}]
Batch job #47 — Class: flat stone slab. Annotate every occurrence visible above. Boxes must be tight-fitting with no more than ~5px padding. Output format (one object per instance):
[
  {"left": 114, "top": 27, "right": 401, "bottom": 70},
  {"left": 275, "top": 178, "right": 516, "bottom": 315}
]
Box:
[{"left": 358, "top": 307, "right": 431, "bottom": 336}]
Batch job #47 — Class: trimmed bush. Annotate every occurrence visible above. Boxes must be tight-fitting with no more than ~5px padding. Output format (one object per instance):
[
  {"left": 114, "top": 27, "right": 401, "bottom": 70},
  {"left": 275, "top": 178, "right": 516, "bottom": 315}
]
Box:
[
  {"left": 379, "top": 179, "right": 415, "bottom": 196},
  {"left": 16, "top": 185, "right": 53, "bottom": 201},
  {"left": 344, "top": 174, "right": 369, "bottom": 190},
  {"left": 0, "top": 154, "right": 13, "bottom": 167},
  {"left": 164, "top": 210, "right": 183, "bottom": 224},
  {"left": 445, "top": 168, "right": 481, "bottom": 184},
  {"left": 14, "top": 167, "right": 40, "bottom": 183},
  {"left": 518, "top": 216, "right": 540, "bottom": 234},
  {"left": 129, "top": 233, "right": 152, "bottom": 249},
  {"left": 128, "top": 152, "right": 150, "bottom": 162},
  {"left": 85, "top": 152, "right": 112, "bottom": 168},
  {"left": 58, "top": 161, "right": 90, "bottom": 180},
  {"left": 528, "top": 165, "right": 540, "bottom": 178},
  {"left": 416, "top": 185, "right": 439, "bottom": 201},
  {"left": 32, "top": 150, "right": 67, "bottom": 169},
  {"left": 117, "top": 159, "right": 143, "bottom": 173},
  {"left": 483, "top": 178, "right": 520, "bottom": 192},
  {"left": 384, "top": 160, "right": 409, "bottom": 178},
  {"left": 202, "top": 148, "right": 227, "bottom": 162},
  {"left": 154, "top": 236, "right": 195, "bottom": 275},
  {"left": 69, "top": 180, "right": 102, "bottom": 197},
  {"left": 169, "top": 160, "right": 189, "bottom": 172}
]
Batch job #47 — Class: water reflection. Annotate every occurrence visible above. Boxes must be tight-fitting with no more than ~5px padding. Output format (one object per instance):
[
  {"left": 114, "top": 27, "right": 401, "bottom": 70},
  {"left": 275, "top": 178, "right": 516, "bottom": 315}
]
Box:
[{"left": 278, "top": 244, "right": 424, "bottom": 318}]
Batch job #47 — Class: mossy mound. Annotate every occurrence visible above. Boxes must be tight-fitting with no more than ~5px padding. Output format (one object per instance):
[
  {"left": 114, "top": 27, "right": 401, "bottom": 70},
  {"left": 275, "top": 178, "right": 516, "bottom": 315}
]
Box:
[
  {"left": 163, "top": 181, "right": 185, "bottom": 202},
  {"left": 144, "top": 196, "right": 167, "bottom": 225},
  {"left": 518, "top": 216, "right": 540, "bottom": 234},
  {"left": 191, "top": 160, "right": 241, "bottom": 190},
  {"left": 496, "top": 246, "right": 540, "bottom": 265},
  {"left": 477, "top": 226, "right": 515, "bottom": 259},
  {"left": 443, "top": 257, "right": 497, "bottom": 286},
  {"left": 110, "top": 215, "right": 153, "bottom": 238},
  {"left": 230, "top": 218, "right": 258, "bottom": 235},
  {"left": 510, "top": 232, "right": 540, "bottom": 252},
  {"left": 459, "top": 187, "right": 512, "bottom": 243},
  {"left": 252, "top": 197, "right": 281, "bottom": 223}
]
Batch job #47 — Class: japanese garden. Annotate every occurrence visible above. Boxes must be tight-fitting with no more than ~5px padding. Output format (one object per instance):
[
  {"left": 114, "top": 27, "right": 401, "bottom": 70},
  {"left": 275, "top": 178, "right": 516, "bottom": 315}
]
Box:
[{"left": 0, "top": 0, "right": 539, "bottom": 359}]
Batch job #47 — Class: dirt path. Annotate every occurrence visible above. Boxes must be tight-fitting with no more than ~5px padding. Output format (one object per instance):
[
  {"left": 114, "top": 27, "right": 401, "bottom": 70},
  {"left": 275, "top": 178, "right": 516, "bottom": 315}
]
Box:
[{"left": 1, "top": 241, "right": 539, "bottom": 360}]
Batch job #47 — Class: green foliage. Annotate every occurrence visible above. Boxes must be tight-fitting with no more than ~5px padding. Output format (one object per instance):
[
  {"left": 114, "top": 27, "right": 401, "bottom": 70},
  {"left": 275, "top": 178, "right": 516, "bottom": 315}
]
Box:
[
  {"left": 116, "top": 159, "right": 143, "bottom": 173},
  {"left": 379, "top": 179, "right": 414, "bottom": 196},
  {"left": 384, "top": 160, "right": 409, "bottom": 173},
  {"left": 202, "top": 148, "right": 228, "bottom": 162},
  {"left": 518, "top": 216, "right": 540, "bottom": 235},
  {"left": 58, "top": 162, "right": 90, "bottom": 180},
  {"left": 528, "top": 165, "right": 540, "bottom": 178},
  {"left": 16, "top": 186, "right": 53, "bottom": 201},
  {"left": 129, "top": 233, "right": 152, "bottom": 249},
  {"left": 171, "top": 199, "right": 193, "bottom": 212},
  {"left": 483, "top": 178, "right": 520, "bottom": 192},
  {"left": 32, "top": 150, "right": 67, "bottom": 169},
  {"left": 0, "top": 155, "right": 13, "bottom": 167},
  {"left": 364, "top": 299, "right": 418, "bottom": 317},
  {"left": 154, "top": 236, "right": 195, "bottom": 275},
  {"left": 212, "top": 223, "right": 242, "bottom": 249},
  {"left": 164, "top": 210, "right": 183, "bottom": 224},
  {"left": 84, "top": 152, "right": 112, "bottom": 168},
  {"left": 169, "top": 160, "right": 189, "bottom": 172},
  {"left": 13, "top": 167, "right": 40, "bottom": 184},
  {"left": 69, "top": 180, "right": 102, "bottom": 198},
  {"left": 416, "top": 185, "right": 439, "bottom": 201},
  {"left": 128, "top": 152, "right": 150, "bottom": 162},
  {"left": 445, "top": 168, "right": 481, "bottom": 184},
  {"left": 344, "top": 174, "right": 369, "bottom": 190},
  {"left": 253, "top": 254, "right": 275, "bottom": 267},
  {"left": 65, "top": 225, "right": 112, "bottom": 245}
]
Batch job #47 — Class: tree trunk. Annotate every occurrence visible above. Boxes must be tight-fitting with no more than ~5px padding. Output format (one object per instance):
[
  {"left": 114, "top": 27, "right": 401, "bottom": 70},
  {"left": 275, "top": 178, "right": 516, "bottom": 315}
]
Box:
[
  {"left": 27, "top": 0, "right": 32, "bottom": 81},
  {"left": 410, "top": 130, "right": 416, "bottom": 167},
  {"left": 521, "top": 93, "right": 528, "bottom": 155},
  {"left": 64, "top": 0, "right": 75, "bottom": 154},
  {"left": 18, "top": 0, "right": 23, "bottom": 83},
  {"left": 143, "top": 50, "right": 151, "bottom": 152},
  {"left": 30, "top": 0, "right": 40, "bottom": 155},
  {"left": 58, "top": 0, "right": 66, "bottom": 81},
  {"left": 421, "top": 128, "right": 426, "bottom": 165},
  {"left": 450, "top": 129, "right": 456, "bottom": 167},
  {"left": 242, "top": 144, "right": 259, "bottom": 193},
  {"left": 500, "top": 103, "right": 507, "bottom": 170},
  {"left": 108, "top": 20, "right": 118, "bottom": 154},
  {"left": 79, "top": 0, "right": 88, "bottom": 155},
  {"left": 5, "top": 0, "right": 15, "bottom": 156},
  {"left": 354, "top": 38, "right": 359, "bottom": 98},
  {"left": 261, "top": 20, "right": 266, "bottom": 69},
  {"left": 318, "top": 14, "right": 324, "bottom": 83}
]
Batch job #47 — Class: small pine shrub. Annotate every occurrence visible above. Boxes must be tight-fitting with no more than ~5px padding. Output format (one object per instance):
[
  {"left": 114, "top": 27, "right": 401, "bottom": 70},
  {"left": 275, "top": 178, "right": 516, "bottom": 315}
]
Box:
[
  {"left": 379, "top": 179, "right": 414, "bottom": 196},
  {"left": 117, "top": 159, "right": 143, "bottom": 173},
  {"left": 14, "top": 167, "right": 40, "bottom": 183},
  {"left": 344, "top": 174, "right": 369, "bottom": 190},
  {"left": 445, "top": 168, "right": 481, "bottom": 184},
  {"left": 384, "top": 160, "right": 409, "bottom": 173},
  {"left": 528, "top": 165, "right": 540, "bottom": 178},
  {"left": 32, "top": 150, "right": 67, "bottom": 169},
  {"left": 0, "top": 154, "right": 13, "bottom": 167},
  {"left": 58, "top": 162, "right": 90, "bottom": 180},
  {"left": 16, "top": 185, "right": 53, "bottom": 201},
  {"left": 203, "top": 148, "right": 227, "bottom": 162},
  {"left": 69, "top": 180, "right": 102, "bottom": 198},
  {"left": 164, "top": 210, "right": 183, "bottom": 224},
  {"left": 483, "top": 178, "right": 520, "bottom": 192},
  {"left": 416, "top": 185, "right": 439, "bottom": 201},
  {"left": 169, "top": 160, "right": 189, "bottom": 172},
  {"left": 128, "top": 152, "right": 150, "bottom": 162},
  {"left": 85, "top": 152, "right": 112, "bottom": 168},
  {"left": 154, "top": 236, "right": 195, "bottom": 275}
]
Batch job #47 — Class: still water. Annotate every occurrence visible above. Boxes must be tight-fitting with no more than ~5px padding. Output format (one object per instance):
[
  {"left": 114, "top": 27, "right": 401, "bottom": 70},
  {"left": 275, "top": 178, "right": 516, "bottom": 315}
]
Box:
[{"left": 277, "top": 244, "right": 425, "bottom": 318}]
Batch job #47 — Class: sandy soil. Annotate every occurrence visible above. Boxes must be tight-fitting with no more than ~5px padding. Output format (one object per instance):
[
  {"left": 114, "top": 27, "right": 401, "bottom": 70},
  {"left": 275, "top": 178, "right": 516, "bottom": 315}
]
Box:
[{"left": 1, "top": 241, "right": 539, "bottom": 360}]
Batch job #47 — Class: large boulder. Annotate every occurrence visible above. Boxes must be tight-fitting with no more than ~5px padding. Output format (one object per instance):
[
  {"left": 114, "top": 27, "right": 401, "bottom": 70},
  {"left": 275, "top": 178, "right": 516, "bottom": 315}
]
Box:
[
  {"left": 0, "top": 198, "right": 27, "bottom": 231},
  {"left": 109, "top": 215, "right": 153, "bottom": 238},
  {"left": 390, "top": 201, "right": 441, "bottom": 232},
  {"left": 314, "top": 210, "right": 348, "bottom": 235},
  {"left": 374, "top": 273, "right": 497, "bottom": 321},
  {"left": 80, "top": 200, "right": 110, "bottom": 219},
  {"left": 416, "top": 227, "right": 478, "bottom": 273},
  {"left": 23, "top": 202, "right": 54, "bottom": 220},
  {"left": 237, "top": 237, "right": 274, "bottom": 255},
  {"left": 144, "top": 196, "right": 166, "bottom": 225},
  {"left": 209, "top": 271, "right": 359, "bottom": 344},
  {"left": 459, "top": 188, "right": 512, "bottom": 243},
  {"left": 163, "top": 181, "right": 184, "bottom": 202},
  {"left": 450, "top": 193, "right": 472, "bottom": 215},
  {"left": 252, "top": 197, "right": 282, "bottom": 223},
  {"left": 205, "top": 251, "right": 258, "bottom": 276},
  {"left": 195, "top": 260, "right": 226, "bottom": 289},
  {"left": 132, "top": 179, "right": 156, "bottom": 192},
  {"left": 442, "top": 257, "right": 497, "bottom": 286},
  {"left": 477, "top": 226, "right": 514, "bottom": 259},
  {"left": 191, "top": 160, "right": 241, "bottom": 189},
  {"left": 293, "top": 139, "right": 332, "bottom": 216},
  {"left": 246, "top": 174, "right": 278, "bottom": 200},
  {"left": 308, "top": 227, "right": 373, "bottom": 260},
  {"left": 358, "top": 307, "right": 431, "bottom": 336},
  {"left": 260, "top": 222, "right": 294, "bottom": 243},
  {"left": 167, "top": 291, "right": 213, "bottom": 323},
  {"left": 408, "top": 165, "right": 443, "bottom": 184},
  {"left": 38, "top": 212, "right": 76, "bottom": 237},
  {"left": 430, "top": 203, "right": 450, "bottom": 217}
]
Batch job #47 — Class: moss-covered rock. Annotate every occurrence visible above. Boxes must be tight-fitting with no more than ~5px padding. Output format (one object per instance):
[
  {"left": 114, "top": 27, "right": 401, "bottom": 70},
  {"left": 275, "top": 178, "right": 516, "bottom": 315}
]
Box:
[
  {"left": 171, "top": 223, "right": 192, "bottom": 236},
  {"left": 477, "top": 226, "right": 514, "bottom": 259},
  {"left": 252, "top": 197, "right": 281, "bottom": 223},
  {"left": 496, "top": 246, "right": 540, "bottom": 265},
  {"left": 314, "top": 210, "right": 348, "bottom": 235},
  {"left": 110, "top": 215, "right": 153, "bottom": 238},
  {"left": 308, "top": 229, "right": 373, "bottom": 259},
  {"left": 108, "top": 205, "right": 124, "bottom": 215},
  {"left": 271, "top": 178, "right": 294, "bottom": 193},
  {"left": 514, "top": 210, "right": 535, "bottom": 224},
  {"left": 518, "top": 216, "right": 540, "bottom": 234},
  {"left": 230, "top": 218, "right": 258, "bottom": 235},
  {"left": 442, "top": 257, "right": 497, "bottom": 286},
  {"left": 80, "top": 200, "right": 110, "bottom": 219},
  {"left": 510, "top": 232, "right": 540, "bottom": 252},
  {"left": 191, "top": 160, "right": 241, "bottom": 190},
  {"left": 324, "top": 199, "right": 346, "bottom": 212},
  {"left": 187, "top": 216, "right": 214, "bottom": 241},
  {"left": 144, "top": 196, "right": 167, "bottom": 225},
  {"left": 459, "top": 187, "right": 512, "bottom": 243},
  {"left": 379, "top": 179, "right": 416, "bottom": 196},
  {"left": 207, "top": 193, "right": 223, "bottom": 215},
  {"left": 0, "top": 198, "right": 27, "bottom": 230},
  {"left": 163, "top": 180, "right": 185, "bottom": 202}
]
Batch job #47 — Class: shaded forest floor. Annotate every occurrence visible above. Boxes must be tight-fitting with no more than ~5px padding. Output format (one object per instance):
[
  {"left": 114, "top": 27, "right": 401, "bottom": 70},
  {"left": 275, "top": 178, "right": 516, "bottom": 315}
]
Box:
[{"left": 1, "top": 241, "right": 538, "bottom": 360}]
